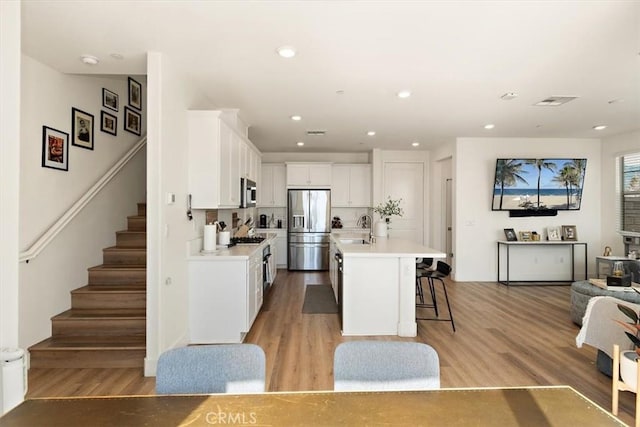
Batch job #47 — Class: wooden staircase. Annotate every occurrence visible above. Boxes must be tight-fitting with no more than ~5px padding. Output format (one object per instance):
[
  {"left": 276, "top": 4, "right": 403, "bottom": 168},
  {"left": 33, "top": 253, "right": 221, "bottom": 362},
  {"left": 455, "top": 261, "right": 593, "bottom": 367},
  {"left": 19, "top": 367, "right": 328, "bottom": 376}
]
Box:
[{"left": 29, "top": 203, "right": 147, "bottom": 368}]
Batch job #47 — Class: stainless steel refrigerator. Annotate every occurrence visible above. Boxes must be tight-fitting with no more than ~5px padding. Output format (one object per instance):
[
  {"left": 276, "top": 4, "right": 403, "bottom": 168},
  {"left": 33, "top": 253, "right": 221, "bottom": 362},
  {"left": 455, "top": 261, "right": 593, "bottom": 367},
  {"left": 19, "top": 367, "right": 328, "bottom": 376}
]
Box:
[{"left": 288, "top": 189, "right": 331, "bottom": 270}]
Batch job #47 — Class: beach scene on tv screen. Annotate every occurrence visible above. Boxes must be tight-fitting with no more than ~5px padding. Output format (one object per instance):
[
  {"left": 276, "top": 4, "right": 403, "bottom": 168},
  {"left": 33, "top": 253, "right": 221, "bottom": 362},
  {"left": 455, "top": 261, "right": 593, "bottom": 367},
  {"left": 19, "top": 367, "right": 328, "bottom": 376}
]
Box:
[{"left": 492, "top": 158, "right": 587, "bottom": 211}]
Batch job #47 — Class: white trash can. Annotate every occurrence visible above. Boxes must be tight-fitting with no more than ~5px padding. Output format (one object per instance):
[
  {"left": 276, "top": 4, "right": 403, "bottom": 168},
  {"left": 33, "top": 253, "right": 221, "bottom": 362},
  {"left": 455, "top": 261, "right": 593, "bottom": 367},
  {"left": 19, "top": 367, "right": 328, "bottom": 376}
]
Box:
[{"left": 1, "top": 348, "right": 26, "bottom": 414}]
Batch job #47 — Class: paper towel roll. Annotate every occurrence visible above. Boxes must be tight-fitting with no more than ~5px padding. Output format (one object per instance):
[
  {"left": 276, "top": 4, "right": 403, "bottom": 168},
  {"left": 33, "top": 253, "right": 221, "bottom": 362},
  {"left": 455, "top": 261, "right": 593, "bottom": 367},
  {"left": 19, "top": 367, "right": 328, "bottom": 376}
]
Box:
[
  {"left": 218, "top": 231, "right": 230, "bottom": 245},
  {"left": 204, "top": 224, "right": 217, "bottom": 251}
]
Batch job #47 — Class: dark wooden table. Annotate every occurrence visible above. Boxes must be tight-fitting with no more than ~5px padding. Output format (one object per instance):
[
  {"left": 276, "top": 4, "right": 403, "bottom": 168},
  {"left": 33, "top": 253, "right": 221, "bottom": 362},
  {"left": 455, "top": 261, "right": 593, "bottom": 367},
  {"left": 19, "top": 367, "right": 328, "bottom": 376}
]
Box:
[{"left": 0, "top": 386, "right": 625, "bottom": 426}]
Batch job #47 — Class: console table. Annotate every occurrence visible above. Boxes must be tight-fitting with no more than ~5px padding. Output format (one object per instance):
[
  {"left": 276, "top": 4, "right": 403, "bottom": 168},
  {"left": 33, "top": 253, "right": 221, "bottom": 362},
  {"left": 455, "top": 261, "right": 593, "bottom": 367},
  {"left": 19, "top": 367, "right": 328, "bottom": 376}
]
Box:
[
  {"left": 0, "top": 386, "right": 623, "bottom": 426},
  {"left": 497, "top": 240, "right": 588, "bottom": 286}
]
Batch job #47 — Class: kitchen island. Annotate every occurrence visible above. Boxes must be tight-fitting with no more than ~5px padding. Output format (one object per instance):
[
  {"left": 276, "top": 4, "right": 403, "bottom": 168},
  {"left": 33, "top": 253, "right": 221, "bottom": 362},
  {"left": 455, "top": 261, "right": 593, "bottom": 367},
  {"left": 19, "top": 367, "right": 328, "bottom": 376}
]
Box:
[{"left": 330, "top": 233, "right": 446, "bottom": 337}]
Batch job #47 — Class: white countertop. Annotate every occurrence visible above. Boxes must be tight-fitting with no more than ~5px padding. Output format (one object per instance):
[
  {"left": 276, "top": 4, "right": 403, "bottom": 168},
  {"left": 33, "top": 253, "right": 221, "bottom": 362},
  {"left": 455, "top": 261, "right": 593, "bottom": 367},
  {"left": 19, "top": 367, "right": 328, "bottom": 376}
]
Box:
[
  {"left": 332, "top": 234, "right": 446, "bottom": 258},
  {"left": 188, "top": 233, "right": 277, "bottom": 261}
]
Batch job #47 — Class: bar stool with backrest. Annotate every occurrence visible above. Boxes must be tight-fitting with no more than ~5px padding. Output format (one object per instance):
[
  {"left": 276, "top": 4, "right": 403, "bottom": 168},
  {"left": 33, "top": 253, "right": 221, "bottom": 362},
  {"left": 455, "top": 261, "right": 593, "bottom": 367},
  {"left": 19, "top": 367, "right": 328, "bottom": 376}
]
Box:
[{"left": 416, "top": 260, "right": 455, "bottom": 332}]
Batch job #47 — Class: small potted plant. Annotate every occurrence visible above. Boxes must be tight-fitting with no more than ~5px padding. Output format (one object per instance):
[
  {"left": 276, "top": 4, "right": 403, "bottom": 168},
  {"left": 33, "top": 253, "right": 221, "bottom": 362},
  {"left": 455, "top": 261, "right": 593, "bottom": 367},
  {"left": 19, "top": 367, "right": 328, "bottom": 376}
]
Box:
[
  {"left": 615, "top": 302, "right": 640, "bottom": 389},
  {"left": 372, "top": 197, "right": 403, "bottom": 237},
  {"left": 373, "top": 197, "right": 404, "bottom": 222}
]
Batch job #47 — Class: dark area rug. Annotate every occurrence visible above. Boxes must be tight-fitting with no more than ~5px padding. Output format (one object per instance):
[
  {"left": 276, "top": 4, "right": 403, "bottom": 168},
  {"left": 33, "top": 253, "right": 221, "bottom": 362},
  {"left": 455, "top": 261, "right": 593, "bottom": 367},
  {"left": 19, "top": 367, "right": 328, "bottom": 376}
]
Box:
[{"left": 302, "top": 285, "right": 338, "bottom": 314}]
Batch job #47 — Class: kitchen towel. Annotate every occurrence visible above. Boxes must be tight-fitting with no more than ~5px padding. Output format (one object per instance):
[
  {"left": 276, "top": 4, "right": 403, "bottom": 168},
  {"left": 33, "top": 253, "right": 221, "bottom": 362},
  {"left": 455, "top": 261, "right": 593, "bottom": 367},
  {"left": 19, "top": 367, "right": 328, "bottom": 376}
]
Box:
[{"left": 204, "top": 224, "right": 217, "bottom": 251}]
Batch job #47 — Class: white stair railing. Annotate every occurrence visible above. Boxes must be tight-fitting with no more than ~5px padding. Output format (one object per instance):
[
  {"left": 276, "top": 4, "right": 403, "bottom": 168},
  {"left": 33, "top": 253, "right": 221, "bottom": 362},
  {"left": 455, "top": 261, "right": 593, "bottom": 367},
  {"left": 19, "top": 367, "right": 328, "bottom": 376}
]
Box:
[{"left": 20, "top": 136, "right": 147, "bottom": 263}]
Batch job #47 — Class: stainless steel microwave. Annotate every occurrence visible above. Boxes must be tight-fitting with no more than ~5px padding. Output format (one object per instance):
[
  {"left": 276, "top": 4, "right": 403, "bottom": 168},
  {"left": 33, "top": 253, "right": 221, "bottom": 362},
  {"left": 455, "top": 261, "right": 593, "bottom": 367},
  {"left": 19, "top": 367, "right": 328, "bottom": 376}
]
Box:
[{"left": 240, "top": 178, "right": 257, "bottom": 208}]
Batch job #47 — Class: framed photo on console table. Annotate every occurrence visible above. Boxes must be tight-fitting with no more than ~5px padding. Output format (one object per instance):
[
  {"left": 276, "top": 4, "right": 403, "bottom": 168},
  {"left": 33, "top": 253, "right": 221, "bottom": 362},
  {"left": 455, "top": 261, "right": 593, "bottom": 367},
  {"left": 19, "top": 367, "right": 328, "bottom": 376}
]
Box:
[
  {"left": 562, "top": 225, "right": 578, "bottom": 241},
  {"left": 518, "top": 231, "right": 532, "bottom": 242},
  {"left": 547, "top": 226, "right": 561, "bottom": 241},
  {"left": 504, "top": 228, "right": 517, "bottom": 241}
]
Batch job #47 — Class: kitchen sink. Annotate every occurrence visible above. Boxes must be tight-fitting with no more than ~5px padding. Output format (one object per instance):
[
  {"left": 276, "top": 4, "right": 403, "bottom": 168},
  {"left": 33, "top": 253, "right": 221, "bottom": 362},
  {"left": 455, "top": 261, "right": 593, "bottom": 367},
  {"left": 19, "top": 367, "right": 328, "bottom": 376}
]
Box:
[{"left": 339, "top": 238, "right": 370, "bottom": 245}]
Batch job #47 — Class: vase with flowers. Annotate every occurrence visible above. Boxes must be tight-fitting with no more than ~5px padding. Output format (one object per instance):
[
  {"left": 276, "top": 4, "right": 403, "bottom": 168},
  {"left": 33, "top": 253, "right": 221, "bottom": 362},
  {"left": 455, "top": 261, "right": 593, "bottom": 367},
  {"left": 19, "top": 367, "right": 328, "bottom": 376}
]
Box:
[{"left": 372, "top": 197, "right": 404, "bottom": 237}]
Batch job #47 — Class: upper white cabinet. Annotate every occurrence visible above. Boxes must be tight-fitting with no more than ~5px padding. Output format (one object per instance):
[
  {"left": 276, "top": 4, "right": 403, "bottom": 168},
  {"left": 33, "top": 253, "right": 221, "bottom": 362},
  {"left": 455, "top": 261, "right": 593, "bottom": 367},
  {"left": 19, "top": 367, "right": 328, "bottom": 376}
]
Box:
[
  {"left": 331, "top": 164, "right": 372, "bottom": 207},
  {"left": 286, "top": 163, "right": 332, "bottom": 188},
  {"left": 260, "top": 163, "right": 287, "bottom": 207},
  {"left": 188, "top": 110, "right": 259, "bottom": 209},
  {"left": 239, "top": 137, "right": 261, "bottom": 182}
]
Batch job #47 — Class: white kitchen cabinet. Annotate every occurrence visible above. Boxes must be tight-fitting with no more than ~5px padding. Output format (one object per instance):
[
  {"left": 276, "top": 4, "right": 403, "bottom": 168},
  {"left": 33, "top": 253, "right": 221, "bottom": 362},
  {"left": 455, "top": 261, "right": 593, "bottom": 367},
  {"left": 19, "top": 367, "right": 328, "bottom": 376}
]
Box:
[
  {"left": 188, "top": 110, "right": 244, "bottom": 208},
  {"left": 238, "top": 136, "right": 261, "bottom": 183},
  {"left": 260, "top": 164, "right": 287, "bottom": 207},
  {"left": 331, "top": 164, "right": 371, "bottom": 207},
  {"left": 220, "top": 123, "right": 241, "bottom": 208},
  {"left": 286, "top": 163, "right": 332, "bottom": 188},
  {"left": 188, "top": 247, "right": 267, "bottom": 344},
  {"left": 275, "top": 230, "right": 287, "bottom": 268}
]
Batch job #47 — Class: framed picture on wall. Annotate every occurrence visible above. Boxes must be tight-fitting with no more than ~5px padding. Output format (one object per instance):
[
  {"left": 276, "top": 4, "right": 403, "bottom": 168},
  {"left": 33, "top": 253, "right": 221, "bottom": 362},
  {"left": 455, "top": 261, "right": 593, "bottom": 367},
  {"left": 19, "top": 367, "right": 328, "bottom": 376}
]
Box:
[
  {"left": 41, "top": 126, "right": 69, "bottom": 171},
  {"left": 124, "top": 106, "right": 141, "bottom": 136},
  {"left": 128, "top": 77, "right": 142, "bottom": 110},
  {"left": 102, "top": 88, "right": 119, "bottom": 112},
  {"left": 71, "top": 107, "right": 94, "bottom": 150},
  {"left": 100, "top": 110, "right": 117, "bottom": 136}
]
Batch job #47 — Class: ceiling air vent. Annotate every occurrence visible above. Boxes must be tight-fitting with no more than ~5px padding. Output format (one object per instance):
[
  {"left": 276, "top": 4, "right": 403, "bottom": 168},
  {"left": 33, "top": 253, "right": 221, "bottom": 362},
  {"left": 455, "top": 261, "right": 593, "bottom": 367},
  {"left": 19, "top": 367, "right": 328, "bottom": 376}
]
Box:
[
  {"left": 306, "top": 130, "right": 327, "bottom": 136},
  {"left": 534, "top": 96, "right": 578, "bottom": 107}
]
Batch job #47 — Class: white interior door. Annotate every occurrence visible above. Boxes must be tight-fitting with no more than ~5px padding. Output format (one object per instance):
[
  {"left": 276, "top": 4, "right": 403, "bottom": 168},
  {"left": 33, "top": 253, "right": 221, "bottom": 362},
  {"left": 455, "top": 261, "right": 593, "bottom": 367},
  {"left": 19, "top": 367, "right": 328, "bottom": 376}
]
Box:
[{"left": 383, "top": 162, "right": 424, "bottom": 244}]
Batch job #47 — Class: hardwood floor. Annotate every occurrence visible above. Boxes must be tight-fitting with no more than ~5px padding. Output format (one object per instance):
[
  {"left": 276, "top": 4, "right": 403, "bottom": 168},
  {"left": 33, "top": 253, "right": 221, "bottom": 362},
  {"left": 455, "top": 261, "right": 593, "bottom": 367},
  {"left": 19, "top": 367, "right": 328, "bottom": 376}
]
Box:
[{"left": 26, "top": 269, "right": 634, "bottom": 425}]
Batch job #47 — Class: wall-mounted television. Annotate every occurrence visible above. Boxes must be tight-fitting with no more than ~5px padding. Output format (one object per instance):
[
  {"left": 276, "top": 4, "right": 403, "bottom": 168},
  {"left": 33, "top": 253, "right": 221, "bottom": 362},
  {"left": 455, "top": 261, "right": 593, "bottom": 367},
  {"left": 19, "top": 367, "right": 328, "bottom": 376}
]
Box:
[{"left": 492, "top": 158, "right": 587, "bottom": 211}]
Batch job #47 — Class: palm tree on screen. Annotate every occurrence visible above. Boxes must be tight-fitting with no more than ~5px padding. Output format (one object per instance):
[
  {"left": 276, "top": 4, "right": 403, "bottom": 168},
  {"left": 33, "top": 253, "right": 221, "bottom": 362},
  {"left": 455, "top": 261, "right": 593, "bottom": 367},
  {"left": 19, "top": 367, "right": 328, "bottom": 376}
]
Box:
[
  {"left": 553, "top": 164, "right": 580, "bottom": 208},
  {"left": 525, "top": 159, "right": 557, "bottom": 209},
  {"left": 494, "top": 159, "right": 528, "bottom": 210},
  {"left": 569, "top": 159, "right": 587, "bottom": 206}
]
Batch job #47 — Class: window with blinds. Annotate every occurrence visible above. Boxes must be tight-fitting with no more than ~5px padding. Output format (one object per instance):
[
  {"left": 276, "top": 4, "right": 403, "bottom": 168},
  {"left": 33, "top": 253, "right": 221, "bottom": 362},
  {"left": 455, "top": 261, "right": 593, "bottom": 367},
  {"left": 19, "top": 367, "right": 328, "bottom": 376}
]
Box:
[{"left": 620, "top": 153, "right": 640, "bottom": 235}]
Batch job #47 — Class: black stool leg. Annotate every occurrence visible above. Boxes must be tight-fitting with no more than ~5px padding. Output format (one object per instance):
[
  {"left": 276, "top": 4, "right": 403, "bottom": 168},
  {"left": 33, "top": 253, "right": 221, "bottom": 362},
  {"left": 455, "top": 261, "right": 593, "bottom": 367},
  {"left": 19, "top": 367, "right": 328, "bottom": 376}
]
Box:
[
  {"left": 416, "top": 276, "right": 424, "bottom": 304},
  {"left": 436, "top": 278, "right": 456, "bottom": 332},
  {"left": 427, "top": 277, "right": 439, "bottom": 317}
]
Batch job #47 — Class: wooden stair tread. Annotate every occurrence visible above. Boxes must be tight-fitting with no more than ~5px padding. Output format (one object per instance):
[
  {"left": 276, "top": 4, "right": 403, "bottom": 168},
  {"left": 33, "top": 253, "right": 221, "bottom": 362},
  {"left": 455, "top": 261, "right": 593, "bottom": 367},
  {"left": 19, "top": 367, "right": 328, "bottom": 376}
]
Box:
[
  {"left": 30, "top": 336, "right": 145, "bottom": 350},
  {"left": 54, "top": 309, "right": 146, "bottom": 319},
  {"left": 103, "top": 246, "right": 147, "bottom": 252},
  {"left": 71, "top": 285, "right": 146, "bottom": 293},
  {"left": 88, "top": 265, "right": 146, "bottom": 271}
]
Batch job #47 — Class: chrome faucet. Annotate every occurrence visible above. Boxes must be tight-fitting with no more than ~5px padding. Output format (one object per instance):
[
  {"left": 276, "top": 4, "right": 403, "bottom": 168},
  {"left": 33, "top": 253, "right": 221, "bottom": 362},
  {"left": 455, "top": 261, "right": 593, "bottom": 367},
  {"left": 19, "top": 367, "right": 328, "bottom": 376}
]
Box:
[{"left": 362, "top": 214, "right": 375, "bottom": 244}]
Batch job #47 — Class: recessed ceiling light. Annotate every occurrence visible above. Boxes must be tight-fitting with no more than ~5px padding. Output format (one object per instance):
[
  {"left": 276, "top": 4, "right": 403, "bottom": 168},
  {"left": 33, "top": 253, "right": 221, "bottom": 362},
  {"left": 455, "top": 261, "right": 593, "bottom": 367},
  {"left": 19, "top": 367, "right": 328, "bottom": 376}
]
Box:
[
  {"left": 593, "top": 125, "right": 607, "bottom": 130},
  {"left": 276, "top": 46, "right": 296, "bottom": 58},
  {"left": 484, "top": 124, "right": 495, "bottom": 130},
  {"left": 501, "top": 92, "right": 518, "bottom": 100},
  {"left": 397, "top": 90, "right": 411, "bottom": 99},
  {"left": 290, "top": 115, "right": 302, "bottom": 121},
  {"left": 367, "top": 131, "right": 376, "bottom": 136},
  {"left": 296, "top": 141, "right": 304, "bottom": 146},
  {"left": 411, "top": 142, "right": 420, "bottom": 147},
  {"left": 80, "top": 54, "right": 99, "bottom": 65}
]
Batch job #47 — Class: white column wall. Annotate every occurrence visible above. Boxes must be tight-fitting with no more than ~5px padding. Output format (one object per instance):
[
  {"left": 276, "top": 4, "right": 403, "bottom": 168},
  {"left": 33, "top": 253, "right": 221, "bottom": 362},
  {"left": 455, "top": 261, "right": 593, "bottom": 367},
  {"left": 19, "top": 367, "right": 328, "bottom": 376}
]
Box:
[
  {"left": 145, "top": 52, "right": 208, "bottom": 375},
  {"left": 0, "top": 0, "right": 21, "bottom": 350}
]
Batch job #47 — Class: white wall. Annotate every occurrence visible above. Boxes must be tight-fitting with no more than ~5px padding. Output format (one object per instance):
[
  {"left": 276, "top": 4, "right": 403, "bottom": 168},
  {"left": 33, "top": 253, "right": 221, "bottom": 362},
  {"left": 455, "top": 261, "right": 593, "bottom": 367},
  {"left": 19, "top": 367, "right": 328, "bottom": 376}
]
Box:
[
  {"left": 601, "top": 130, "right": 640, "bottom": 255},
  {"left": 0, "top": 0, "right": 21, "bottom": 351},
  {"left": 18, "top": 55, "right": 147, "bottom": 349},
  {"left": 145, "top": 52, "right": 207, "bottom": 375},
  {"left": 454, "top": 137, "right": 601, "bottom": 282}
]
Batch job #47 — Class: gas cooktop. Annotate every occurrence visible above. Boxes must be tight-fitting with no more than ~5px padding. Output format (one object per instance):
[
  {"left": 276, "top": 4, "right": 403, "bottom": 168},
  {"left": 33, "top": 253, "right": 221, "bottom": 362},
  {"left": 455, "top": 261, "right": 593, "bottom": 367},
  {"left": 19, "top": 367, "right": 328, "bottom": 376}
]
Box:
[{"left": 230, "top": 236, "right": 265, "bottom": 245}]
